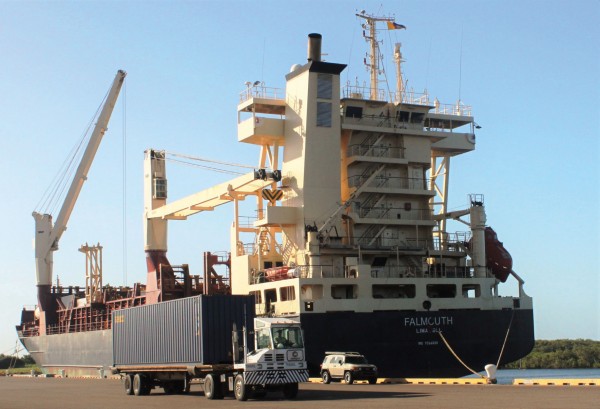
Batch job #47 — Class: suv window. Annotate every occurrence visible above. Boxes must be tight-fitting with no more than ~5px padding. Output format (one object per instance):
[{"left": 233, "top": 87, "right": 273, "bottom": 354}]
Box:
[{"left": 345, "top": 356, "right": 368, "bottom": 364}]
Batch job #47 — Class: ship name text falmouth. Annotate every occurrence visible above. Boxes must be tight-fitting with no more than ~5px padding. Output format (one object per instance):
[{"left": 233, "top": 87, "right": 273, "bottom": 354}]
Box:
[{"left": 404, "top": 316, "right": 454, "bottom": 327}]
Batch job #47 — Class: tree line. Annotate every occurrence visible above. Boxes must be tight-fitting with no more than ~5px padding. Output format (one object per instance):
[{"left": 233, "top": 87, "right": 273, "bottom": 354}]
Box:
[
  {"left": 0, "top": 354, "right": 35, "bottom": 369},
  {"left": 504, "top": 339, "right": 600, "bottom": 369}
]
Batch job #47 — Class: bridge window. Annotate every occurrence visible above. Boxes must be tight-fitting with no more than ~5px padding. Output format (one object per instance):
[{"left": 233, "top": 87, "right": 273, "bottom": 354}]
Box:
[
  {"left": 317, "top": 102, "right": 332, "bottom": 127},
  {"left": 279, "top": 286, "right": 296, "bottom": 302},
  {"left": 372, "top": 284, "right": 415, "bottom": 299},
  {"left": 426, "top": 284, "right": 456, "bottom": 298},
  {"left": 462, "top": 284, "right": 480, "bottom": 298},
  {"left": 301, "top": 285, "right": 323, "bottom": 300},
  {"left": 345, "top": 106, "right": 363, "bottom": 118},
  {"left": 331, "top": 284, "right": 357, "bottom": 299},
  {"left": 250, "top": 290, "right": 262, "bottom": 304}
]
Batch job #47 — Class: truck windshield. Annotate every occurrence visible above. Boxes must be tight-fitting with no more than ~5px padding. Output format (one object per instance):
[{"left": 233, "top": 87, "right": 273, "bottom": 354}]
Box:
[{"left": 272, "top": 327, "right": 304, "bottom": 349}]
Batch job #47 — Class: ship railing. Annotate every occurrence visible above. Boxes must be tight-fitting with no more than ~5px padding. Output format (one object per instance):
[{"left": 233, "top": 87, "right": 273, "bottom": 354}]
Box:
[
  {"left": 296, "top": 264, "right": 345, "bottom": 279},
  {"left": 370, "top": 265, "right": 473, "bottom": 279},
  {"left": 351, "top": 205, "right": 433, "bottom": 221},
  {"left": 20, "top": 325, "right": 40, "bottom": 337},
  {"left": 432, "top": 232, "right": 471, "bottom": 252},
  {"left": 432, "top": 100, "right": 472, "bottom": 117},
  {"left": 343, "top": 85, "right": 387, "bottom": 101},
  {"left": 239, "top": 84, "right": 285, "bottom": 104},
  {"left": 389, "top": 89, "right": 431, "bottom": 106},
  {"left": 348, "top": 175, "right": 429, "bottom": 191},
  {"left": 238, "top": 215, "right": 258, "bottom": 229},
  {"left": 346, "top": 144, "right": 406, "bottom": 159},
  {"left": 353, "top": 237, "right": 430, "bottom": 250}
]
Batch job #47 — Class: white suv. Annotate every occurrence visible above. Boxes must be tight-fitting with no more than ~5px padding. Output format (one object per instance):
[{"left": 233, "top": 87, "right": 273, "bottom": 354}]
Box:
[{"left": 320, "top": 352, "right": 378, "bottom": 384}]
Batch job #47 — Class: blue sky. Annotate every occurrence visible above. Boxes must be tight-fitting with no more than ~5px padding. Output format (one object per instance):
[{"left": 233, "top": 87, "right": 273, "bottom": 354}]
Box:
[{"left": 1, "top": 0, "right": 598, "bottom": 356}]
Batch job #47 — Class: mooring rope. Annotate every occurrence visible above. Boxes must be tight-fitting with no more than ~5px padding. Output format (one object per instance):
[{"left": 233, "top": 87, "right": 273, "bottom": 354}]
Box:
[
  {"left": 496, "top": 309, "right": 515, "bottom": 367},
  {"left": 438, "top": 331, "right": 485, "bottom": 378},
  {"left": 439, "top": 309, "right": 516, "bottom": 380}
]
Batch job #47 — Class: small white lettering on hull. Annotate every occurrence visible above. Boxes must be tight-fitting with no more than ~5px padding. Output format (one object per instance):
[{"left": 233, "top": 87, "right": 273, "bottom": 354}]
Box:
[{"left": 404, "top": 316, "right": 454, "bottom": 327}]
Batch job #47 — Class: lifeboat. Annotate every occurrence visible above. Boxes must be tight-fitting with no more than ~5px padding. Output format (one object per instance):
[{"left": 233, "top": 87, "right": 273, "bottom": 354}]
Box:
[
  {"left": 483, "top": 227, "right": 513, "bottom": 283},
  {"left": 265, "top": 266, "right": 294, "bottom": 281}
]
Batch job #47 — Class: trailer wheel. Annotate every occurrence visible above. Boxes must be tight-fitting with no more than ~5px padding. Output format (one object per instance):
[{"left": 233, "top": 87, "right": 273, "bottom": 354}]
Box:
[
  {"left": 124, "top": 374, "right": 134, "bottom": 395},
  {"left": 234, "top": 374, "right": 249, "bottom": 401},
  {"left": 344, "top": 371, "right": 354, "bottom": 385},
  {"left": 282, "top": 382, "right": 299, "bottom": 399},
  {"left": 204, "top": 374, "right": 223, "bottom": 400},
  {"left": 163, "top": 381, "right": 175, "bottom": 394},
  {"left": 133, "top": 373, "right": 149, "bottom": 396}
]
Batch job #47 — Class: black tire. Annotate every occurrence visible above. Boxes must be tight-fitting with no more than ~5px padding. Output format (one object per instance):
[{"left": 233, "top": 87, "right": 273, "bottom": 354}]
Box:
[
  {"left": 322, "top": 371, "right": 331, "bottom": 384},
  {"left": 124, "top": 374, "right": 133, "bottom": 395},
  {"left": 133, "top": 373, "right": 144, "bottom": 396},
  {"left": 368, "top": 377, "right": 377, "bottom": 385},
  {"left": 204, "top": 374, "right": 223, "bottom": 400},
  {"left": 344, "top": 371, "right": 354, "bottom": 385},
  {"left": 234, "top": 374, "right": 249, "bottom": 401},
  {"left": 163, "top": 381, "right": 174, "bottom": 395},
  {"left": 282, "top": 382, "right": 299, "bottom": 399},
  {"left": 252, "top": 389, "right": 267, "bottom": 399}
]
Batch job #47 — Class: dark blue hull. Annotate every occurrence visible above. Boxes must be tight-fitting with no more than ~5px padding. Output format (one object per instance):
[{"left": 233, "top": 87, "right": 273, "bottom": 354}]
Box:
[
  {"left": 300, "top": 308, "right": 534, "bottom": 377},
  {"left": 20, "top": 308, "right": 534, "bottom": 378}
]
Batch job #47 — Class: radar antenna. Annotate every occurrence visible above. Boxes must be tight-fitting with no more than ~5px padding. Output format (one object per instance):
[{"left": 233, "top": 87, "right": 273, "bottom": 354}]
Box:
[{"left": 355, "top": 11, "right": 405, "bottom": 100}]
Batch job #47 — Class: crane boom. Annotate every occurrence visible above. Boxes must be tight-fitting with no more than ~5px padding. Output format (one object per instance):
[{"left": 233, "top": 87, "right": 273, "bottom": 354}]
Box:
[{"left": 33, "top": 70, "right": 126, "bottom": 295}]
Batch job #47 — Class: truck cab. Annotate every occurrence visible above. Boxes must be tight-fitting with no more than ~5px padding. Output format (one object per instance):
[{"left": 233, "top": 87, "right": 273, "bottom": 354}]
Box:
[
  {"left": 244, "top": 317, "right": 306, "bottom": 369},
  {"left": 232, "top": 317, "right": 308, "bottom": 400}
]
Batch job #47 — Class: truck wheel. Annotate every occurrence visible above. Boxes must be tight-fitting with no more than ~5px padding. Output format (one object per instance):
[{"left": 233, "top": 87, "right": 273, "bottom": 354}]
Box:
[
  {"left": 234, "top": 374, "right": 249, "bottom": 401},
  {"left": 124, "top": 374, "right": 134, "bottom": 395},
  {"left": 283, "top": 382, "right": 299, "bottom": 399},
  {"left": 133, "top": 373, "right": 149, "bottom": 396},
  {"left": 322, "top": 371, "right": 331, "bottom": 384},
  {"left": 204, "top": 374, "right": 223, "bottom": 400},
  {"left": 344, "top": 371, "right": 354, "bottom": 385},
  {"left": 162, "top": 382, "right": 173, "bottom": 395},
  {"left": 368, "top": 377, "right": 377, "bottom": 385}
]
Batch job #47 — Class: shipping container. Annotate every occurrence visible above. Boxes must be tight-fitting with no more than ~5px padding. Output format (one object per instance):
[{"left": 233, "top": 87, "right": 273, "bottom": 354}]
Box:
[{"left": 113, "top": 295, "right": 255, "bottom": 366}]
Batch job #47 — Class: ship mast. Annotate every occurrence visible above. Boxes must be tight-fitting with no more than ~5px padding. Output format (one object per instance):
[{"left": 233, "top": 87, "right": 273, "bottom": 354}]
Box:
[
  {"left": 356, "top": 11, "right": 405, "bottom": 100},
  {"left": 394, "top": 43, "right": 405, "bottom": 103}
]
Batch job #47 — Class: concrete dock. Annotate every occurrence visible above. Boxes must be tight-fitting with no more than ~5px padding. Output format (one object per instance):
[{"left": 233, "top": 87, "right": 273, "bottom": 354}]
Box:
[{"left": 1, "top": 376, "right": 598, "bottom": 409}]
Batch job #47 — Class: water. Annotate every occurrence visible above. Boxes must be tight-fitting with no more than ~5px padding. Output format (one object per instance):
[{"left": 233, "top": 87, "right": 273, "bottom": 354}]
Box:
[{"left": 465, "top": 368, "right": 600, "bottom": 385}]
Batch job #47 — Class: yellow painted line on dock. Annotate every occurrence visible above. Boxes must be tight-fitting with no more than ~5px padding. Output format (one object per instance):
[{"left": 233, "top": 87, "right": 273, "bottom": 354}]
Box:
[
  {"left": 310, "top": 377, "right": 600, "bottom": 386},
  {"left": 308, "top": 377, "right": 489, "bottom": 385},
  {"left": 513, "top": 378, "right": 598, "bottom": 386}
]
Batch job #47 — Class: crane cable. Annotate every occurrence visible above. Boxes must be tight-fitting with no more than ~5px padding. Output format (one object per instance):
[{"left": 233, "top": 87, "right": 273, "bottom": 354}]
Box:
[
  {"left": 165, "top": 151, "right": 255, "bottom": 169},
  {"left": 161, "top": 151, "right": 260, "bottom": 176},
  {"left": 35, "top": 89, "right": 109, "bottom": 215},
  {"left": 122, "top": 78, "right": 128, "bottom": 286}
]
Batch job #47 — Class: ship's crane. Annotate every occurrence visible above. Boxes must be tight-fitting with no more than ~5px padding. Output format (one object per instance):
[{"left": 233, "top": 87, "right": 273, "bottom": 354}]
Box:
[{"left": 32, "top": 70, "right": 126, "bottom": 329}]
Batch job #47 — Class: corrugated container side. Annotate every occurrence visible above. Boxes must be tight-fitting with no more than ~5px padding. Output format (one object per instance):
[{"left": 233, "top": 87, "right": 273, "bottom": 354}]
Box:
[
  {"left": 201, "top": 295, "right": 255, "bottom": 364},
  {"left": 113, "top": 295, "right": 254, "bottom": 366}
]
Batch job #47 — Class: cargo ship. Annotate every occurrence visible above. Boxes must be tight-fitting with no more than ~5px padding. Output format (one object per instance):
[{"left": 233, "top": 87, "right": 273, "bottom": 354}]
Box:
[{"left": 17, "top": 12, "right": 534, "bottom": 378}]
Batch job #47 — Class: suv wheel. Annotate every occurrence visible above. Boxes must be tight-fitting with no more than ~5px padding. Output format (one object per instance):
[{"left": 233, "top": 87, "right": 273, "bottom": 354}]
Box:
[
  {"left": 322, "top": 371, "right": 331, "bottom": 384},
  {"left": 344, "top": 371, "right": 354, "bottom": 385}
]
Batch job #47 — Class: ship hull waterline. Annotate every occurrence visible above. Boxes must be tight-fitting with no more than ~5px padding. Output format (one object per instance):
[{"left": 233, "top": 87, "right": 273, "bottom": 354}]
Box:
[{"left": 19, "top": 308, "right": 533, "bottom": 378}]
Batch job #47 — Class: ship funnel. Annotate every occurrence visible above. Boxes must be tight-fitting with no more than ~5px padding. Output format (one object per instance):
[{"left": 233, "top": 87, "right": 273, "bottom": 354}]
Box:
[{"left": 307, "top": 33, "right": 322, "bottom": 62}]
